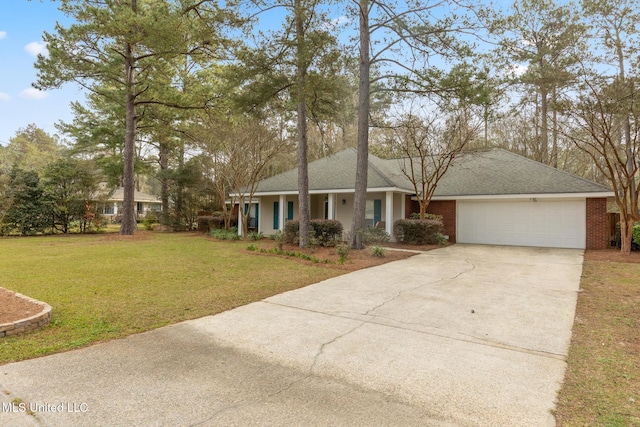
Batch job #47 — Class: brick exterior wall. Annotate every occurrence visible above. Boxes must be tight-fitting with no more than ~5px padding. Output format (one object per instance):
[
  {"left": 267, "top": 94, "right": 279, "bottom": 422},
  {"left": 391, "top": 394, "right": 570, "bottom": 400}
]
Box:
[
  {"left": 426, "top": 200, "right": 457, "bottom": 243},
  {"left": 586, "top": 197, "right": 609, "bottom": 249},
  {"left": 404, "top": 195, "right": 415, "bottom": 218},
  {"left": 404, "top": 198, "right": 457, "bottom": 243}
]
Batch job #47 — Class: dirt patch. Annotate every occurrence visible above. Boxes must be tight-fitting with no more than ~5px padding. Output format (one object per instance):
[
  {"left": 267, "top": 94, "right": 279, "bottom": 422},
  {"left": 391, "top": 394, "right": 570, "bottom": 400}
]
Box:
[
  {"left": 0, "top": 288, "right": 44, "bottom": 324},
  {"left": 584, "top": 248, "right": 640, "bottom": 263}
]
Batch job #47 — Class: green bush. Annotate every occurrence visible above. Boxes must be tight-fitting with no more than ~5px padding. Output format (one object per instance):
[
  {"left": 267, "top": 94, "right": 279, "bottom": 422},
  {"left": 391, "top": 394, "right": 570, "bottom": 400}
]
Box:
[
  {"left": 370, "top": 246, "right": 386, "bottom": 257},
  {"left": 248, "top": 231, "right": 263, "bottom": 241},
  {"left": 210, "top": 228, "right": 240, "bottom": 241},
  {"left": 362, "top": 227, "right": 391, "bottom": 244},
  {"left": 394, "top": 218, "right": 445, "bottom": 245},
  {"left": 336, "top": 243, "right": 350, "bottom": 264},
  {"left": 142, "top": 212, "right": 156, "bottom": 231},
  {"left": 633, "top": 224, "right": 640, "bottom": 246},
  {"left": 284, "top": 219, "right": 343, "bottom": 247},
  {"left": 433, "top": 232, "right": 448, "bottom": 246}
]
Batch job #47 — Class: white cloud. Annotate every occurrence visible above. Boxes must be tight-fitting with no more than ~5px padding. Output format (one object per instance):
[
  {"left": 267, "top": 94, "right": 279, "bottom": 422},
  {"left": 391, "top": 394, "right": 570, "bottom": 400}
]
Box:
[
  {"left": 0, "top": 92, "right": 10, "bottom": 101},
  {"left": 511, "top": 63, "right": 528, "bottom": 76},
  {"left": 323, "top": 15, "right": 350, "bottom": 31},
  {"left": 0, "top": 31, "right": 7, "bottom": 40},
  {"left": 19, "top": 88, "right": 49, "bottom": 100},
  {"left": 24, "top": 41, "right": 48, "bottom": 57}
]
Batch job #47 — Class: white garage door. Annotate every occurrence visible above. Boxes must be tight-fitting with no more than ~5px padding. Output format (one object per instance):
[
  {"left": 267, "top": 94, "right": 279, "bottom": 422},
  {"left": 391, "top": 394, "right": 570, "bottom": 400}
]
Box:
[{"left": 457, "top": 199, "right": 586, "bottom": 249}]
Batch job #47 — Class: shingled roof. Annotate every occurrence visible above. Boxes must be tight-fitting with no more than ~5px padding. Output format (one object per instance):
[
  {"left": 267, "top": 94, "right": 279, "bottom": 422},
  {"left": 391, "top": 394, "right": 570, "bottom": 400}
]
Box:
[{"left": 248, "top": 148, "right": 612, "bottom": 196}]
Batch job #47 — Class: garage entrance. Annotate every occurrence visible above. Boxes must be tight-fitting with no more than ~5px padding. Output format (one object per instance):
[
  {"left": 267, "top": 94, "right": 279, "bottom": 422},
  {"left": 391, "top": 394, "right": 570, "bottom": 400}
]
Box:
[{"left": 456, "top": 199, "right": 586, "bottom": 249}]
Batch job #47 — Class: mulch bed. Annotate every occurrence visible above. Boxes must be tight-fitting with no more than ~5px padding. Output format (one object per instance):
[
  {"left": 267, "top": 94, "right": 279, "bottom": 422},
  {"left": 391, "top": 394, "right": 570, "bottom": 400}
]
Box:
[
  {"left": 0, "top": 288, "right": 44, "bottom": 325},
  {"left": 243, "top": 240, "right": 446, "bottom": 272}
]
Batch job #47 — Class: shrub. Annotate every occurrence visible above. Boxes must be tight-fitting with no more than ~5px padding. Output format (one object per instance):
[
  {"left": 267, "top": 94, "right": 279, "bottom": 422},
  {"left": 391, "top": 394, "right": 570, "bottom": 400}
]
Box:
[
  {"left": 394, "top": 218, "right": 445, "bottom": 245},
  {"left": 633, "top": 224, "right": 640, "bottom": 246},
  {"left": 370, "top": 246, "right": 386, "bottom": 257},
  {"left": 271, "top": 230, "right": 285, "bottom": 250},
  {"left": 248, "top": 231, "right": 263, "bottom": 241},
  {"left": 362, "top": 227, "right": 390, "bottom": 244},
  {"left": 284, "top": 219, "right": 343, "bottom": 247},
  {"left": 142, "top": 212, "right": 156, "bottom": 231},
  {"left": 210, "top": 228, "right": 240, "bottom": 241},
  {"left": 336, "top": 243, "right": 350, "bottom": 264},
  {"left": 433, "top": 232, "right": 448, "bottom": 246}
]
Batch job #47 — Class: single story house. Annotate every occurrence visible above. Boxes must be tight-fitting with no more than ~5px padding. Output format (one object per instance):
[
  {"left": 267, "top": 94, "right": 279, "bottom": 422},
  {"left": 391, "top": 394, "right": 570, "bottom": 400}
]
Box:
[
  {"left": 98, "top": 187, "right": 163, "bottom": 221},
  {"left": 233, "top": 148, "right": 614, "bottom": 249}
]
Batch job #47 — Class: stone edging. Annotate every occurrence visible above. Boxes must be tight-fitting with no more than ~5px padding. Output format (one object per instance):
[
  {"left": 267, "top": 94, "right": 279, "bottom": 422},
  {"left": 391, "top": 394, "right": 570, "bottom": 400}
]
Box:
[{"left": 0, "top": 288, "right": 53, "bottom": 338}]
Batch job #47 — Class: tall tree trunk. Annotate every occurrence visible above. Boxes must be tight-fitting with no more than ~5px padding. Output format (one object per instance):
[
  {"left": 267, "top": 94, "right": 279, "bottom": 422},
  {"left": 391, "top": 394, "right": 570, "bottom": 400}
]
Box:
[
  {"left": 120, "top": 37, "right": 137, "bottom": 236},
  {"left": 175, "top": 143, "right": 184, "bottom": 229},
  {"left": 620, "top": 218, "right": 634, "bottom": 256},
  {"left": 351, "top": 0, "right": 370, "bottom": 250},
  {"left": 159, "top": 140, "right": 170, "bottom": 226},
  {"left": 551, "top": 86, "right": 558, "bottom": 168},
  {"left": 295, "top": 0, "right": 310, "bottom": 248},
  {"left": 539, "top": 83, "right": 549, "bottom": 165},
  {"left": 616, "top": 33, "right": 637, "bottom": 254}
]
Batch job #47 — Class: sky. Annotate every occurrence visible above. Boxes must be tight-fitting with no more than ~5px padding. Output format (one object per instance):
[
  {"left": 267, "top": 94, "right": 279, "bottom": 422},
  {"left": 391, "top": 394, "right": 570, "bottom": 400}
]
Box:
[
  {"left": 0, "top": 0, "right": 516, "bottom": 147},
  {"left": 0, "top": 1, "right": 82, "bottom": 146}
]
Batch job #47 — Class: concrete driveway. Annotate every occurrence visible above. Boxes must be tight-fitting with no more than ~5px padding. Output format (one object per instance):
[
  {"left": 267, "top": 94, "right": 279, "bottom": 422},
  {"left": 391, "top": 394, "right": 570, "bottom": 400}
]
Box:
[{"left": 0, "top": 245, "right": 583, "bottom": 427}]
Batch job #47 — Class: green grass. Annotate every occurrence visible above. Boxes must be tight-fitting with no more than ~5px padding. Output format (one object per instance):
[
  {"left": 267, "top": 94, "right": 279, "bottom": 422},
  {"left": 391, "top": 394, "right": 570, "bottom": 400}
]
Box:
[
  {"left": 555, "top": 259, "right": 640, "bottom": 426},
  {"left": 0, "top": 232, "right": 344, "bottom": 364}
]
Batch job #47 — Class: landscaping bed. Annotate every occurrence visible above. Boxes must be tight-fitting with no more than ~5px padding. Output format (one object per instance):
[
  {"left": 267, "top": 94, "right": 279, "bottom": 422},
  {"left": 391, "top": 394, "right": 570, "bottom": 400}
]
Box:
[
  {"left": 241, "top": 240, "right": 424, "bottom": 271},
  {"left": 0, "top": 288, "right": 53, "bottom": 337},
  {"left": 0, "top": 288, "right": 44, "bottom": 324}
]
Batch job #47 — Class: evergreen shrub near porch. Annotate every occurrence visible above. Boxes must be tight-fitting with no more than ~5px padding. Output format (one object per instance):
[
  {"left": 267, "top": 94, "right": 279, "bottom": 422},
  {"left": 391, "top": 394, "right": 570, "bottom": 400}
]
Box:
[
  {"left": 394, "top": 216, "right": 445, "bottom": 245},
  {"left": 284, "top": 219, "right": 343, "bottom": 246}
]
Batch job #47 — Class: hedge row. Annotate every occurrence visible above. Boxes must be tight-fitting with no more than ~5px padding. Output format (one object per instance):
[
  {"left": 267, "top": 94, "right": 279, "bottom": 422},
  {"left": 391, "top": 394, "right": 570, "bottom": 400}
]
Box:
[
  {"left": 284, "top": 219, "right": 343, "bottom": 246},
  {"left": 394, "top": 218, "right": 445, "bottom": 245}
]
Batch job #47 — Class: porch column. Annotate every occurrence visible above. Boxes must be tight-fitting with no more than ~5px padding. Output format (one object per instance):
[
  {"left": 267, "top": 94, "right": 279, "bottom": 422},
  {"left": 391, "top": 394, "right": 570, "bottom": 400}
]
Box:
[
  {"left": 328, "top": 193, "right": 335, "bottom": 220},
  {"left": 237, "top": 198, "right": 244, "bottom": 236},
  {"left": 400, "top": 194, "right": 406, "bottom": 219},
  {"left": 385, "top": 191, "right": 393, "bottom": 237},
  {"left": 279, "top": 195, "right": 285, "bottom": 230},
  {"left": 113, "top": 202, "right": 118, "bottom": 215},
  {"left": 256, "top": 197, "right": 262, "bottom": 233}
]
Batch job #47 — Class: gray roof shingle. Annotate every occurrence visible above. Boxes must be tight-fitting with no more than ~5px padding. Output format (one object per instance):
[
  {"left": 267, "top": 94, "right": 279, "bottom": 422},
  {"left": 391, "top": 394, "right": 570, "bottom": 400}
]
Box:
[{"left": 249, "top": 148, "right": 612, "bottom": 196}]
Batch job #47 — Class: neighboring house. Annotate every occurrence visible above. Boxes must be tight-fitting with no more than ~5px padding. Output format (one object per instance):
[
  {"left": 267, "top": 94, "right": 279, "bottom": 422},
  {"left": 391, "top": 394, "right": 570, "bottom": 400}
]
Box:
[
  {"left": 98, "top": 187, "right": 163, "bottom": 221},
  {"left": 233, "top": 148, "right": 614, "bottom": 249}
]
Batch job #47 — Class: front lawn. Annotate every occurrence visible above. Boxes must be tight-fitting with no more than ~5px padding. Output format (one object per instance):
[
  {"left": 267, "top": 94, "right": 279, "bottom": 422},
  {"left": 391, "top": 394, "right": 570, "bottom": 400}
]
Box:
[
  {"left": 555, "top": 251, "right": 640, "bottom": 426},
  {"left": 0, "top": 232, "right": 347, "bottom": 364}
]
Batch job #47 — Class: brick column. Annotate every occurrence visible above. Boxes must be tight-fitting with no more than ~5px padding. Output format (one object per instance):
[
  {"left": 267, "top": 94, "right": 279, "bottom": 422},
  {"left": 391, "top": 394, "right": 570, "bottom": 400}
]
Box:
[
  {"left": 426, "top": 200, "right": 457, "bottom": 243},
  {"left": 586, "top": 198, "right": 608, "bottom": 249}
]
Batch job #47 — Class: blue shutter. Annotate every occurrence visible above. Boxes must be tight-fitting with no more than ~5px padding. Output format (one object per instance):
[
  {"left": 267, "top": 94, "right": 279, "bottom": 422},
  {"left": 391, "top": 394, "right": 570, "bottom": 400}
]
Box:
[
  {"left": 287, "top": 201, "right": 294, "bottom": 220},
  {"left": 374, "top": 199, "right": 382, "bottom": 225},
  {"left": 273, "top": 201, "right": 279, "bottom": 229}
]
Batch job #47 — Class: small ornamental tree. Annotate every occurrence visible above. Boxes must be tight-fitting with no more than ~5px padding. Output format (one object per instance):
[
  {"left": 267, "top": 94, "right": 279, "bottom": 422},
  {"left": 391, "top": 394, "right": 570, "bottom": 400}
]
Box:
[{"left": 4, "top": 168, "right": 53, "bottom": 235}]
